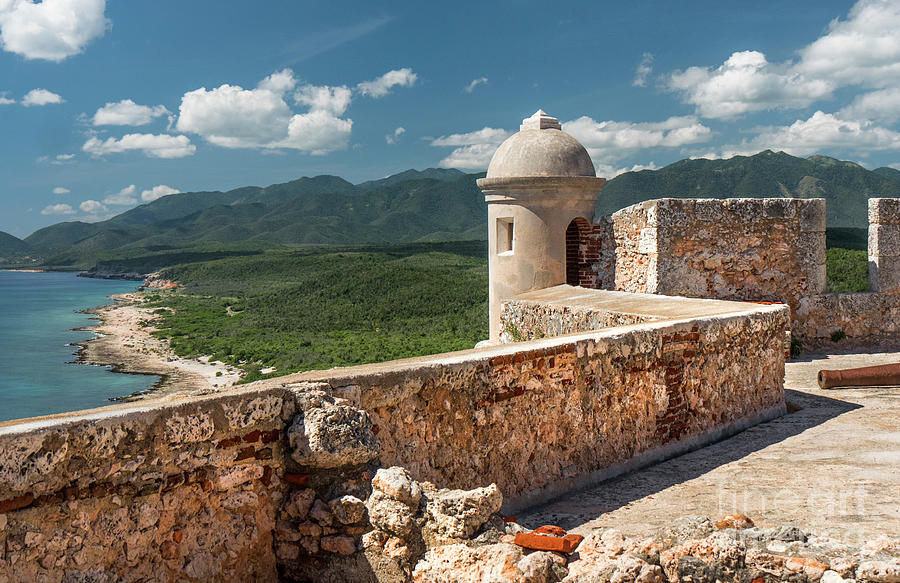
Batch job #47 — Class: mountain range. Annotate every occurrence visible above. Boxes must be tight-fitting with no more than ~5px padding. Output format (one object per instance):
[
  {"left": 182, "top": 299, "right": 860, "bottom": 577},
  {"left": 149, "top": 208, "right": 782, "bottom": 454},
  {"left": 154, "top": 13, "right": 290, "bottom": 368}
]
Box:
[{"left": 2, "top": 151, "right": 899, "bottom": 268}]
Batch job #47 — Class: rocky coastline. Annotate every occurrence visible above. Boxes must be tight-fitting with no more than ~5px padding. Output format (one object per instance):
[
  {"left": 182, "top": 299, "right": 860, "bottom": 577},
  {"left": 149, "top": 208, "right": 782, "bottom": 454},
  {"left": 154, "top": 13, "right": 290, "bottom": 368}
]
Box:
[{"left": 78, "top": 288, "right": 241, "bottom": 402}]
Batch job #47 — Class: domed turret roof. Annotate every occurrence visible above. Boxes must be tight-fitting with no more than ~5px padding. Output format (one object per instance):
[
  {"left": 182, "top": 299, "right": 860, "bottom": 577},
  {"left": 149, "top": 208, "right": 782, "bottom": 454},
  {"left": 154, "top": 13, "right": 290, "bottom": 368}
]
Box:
[{"left": 486, "top": 110, "right": 596, "bottom": 179}]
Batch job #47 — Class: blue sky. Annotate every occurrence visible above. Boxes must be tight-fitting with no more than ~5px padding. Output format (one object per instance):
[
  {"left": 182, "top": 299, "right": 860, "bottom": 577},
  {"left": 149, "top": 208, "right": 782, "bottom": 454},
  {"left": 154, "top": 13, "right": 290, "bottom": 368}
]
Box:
[{"left": 2, "top": 0, "right": 899, "bottom": 237}]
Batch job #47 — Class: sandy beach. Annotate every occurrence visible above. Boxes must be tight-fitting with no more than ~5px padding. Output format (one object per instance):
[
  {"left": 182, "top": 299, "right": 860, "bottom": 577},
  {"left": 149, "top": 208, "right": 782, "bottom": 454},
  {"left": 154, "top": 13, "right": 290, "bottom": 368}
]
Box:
[{"left": 79, "top": 291, "right": 242, "bottom": 402}]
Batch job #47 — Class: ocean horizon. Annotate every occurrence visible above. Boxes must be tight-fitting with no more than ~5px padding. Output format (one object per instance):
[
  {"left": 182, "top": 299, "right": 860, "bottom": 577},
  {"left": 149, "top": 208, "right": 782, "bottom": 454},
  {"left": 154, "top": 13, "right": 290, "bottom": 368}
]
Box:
[{"left": 0, "top": 270, "right": 158, "bottom": 423}]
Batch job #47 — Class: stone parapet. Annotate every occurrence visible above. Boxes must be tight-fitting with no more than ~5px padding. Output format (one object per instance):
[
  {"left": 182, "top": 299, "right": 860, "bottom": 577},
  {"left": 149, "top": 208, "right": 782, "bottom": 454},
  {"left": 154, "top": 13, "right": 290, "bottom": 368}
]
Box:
[
  {"left": 287, "top": 288, "right": 787, "bottom": 512},
  {"left": 0, "top": 288, "right": 788, "bottom": 581},
  {"left": 868, "top": 198, "right": 900, "bottom": 294}
]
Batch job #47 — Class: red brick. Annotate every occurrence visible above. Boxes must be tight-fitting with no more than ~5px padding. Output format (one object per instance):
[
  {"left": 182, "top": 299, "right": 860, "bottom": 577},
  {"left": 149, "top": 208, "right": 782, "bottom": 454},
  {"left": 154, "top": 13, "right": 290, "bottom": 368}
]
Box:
[
  {"left": 514, "top": 532, "right": 578, "bottom": 554},
  {"left": 260, "top": 429, "right": 281, "bottom": 443},
  {"left": 242, "top": 430, "right": 261, "bottom": 443},
  {"left": 255, "top": 447, "right": 273, "bottom": 460},
  {"left": 284, "top": 473, "right": 311, "bottom": 487},
  {"left": 235, "top": 447, "right": 255, "bottom": 461},
  {"left": 260, "top": 466, "right": 274, "bottom": 486},
  {"left": 217, "top": 436, "right": 242, "bottom": 449}
]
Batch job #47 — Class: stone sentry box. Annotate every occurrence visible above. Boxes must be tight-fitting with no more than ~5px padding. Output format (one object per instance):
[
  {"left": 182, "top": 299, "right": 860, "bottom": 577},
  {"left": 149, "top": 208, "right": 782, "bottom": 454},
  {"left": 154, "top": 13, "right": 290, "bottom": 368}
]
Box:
[{"left": 477, "top": 110, "right": 606, "bottom": 343}]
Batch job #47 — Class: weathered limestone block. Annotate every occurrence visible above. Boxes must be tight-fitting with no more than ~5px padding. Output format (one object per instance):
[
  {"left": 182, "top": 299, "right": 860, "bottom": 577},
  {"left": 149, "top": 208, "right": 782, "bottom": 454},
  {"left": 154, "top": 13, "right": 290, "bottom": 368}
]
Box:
[
  {"left": 858, "top": 561, "right": 900, "bottom": 583},
  {"left": 288, "top": 396, "right": 378, "bottom": 469},
  {"left": 412, "top": 543, "right": 558, "bottom": 583},
  {"left": 368, "top": 496, "right": 418, "bottom": 538},
  {"left": 422, "top": 483, "right": 503, "bottom": 544},
  {"left": 283, "top": 488, "right": 317, "bottom": 520},
  {"left": 372, "top": 466, "right": 423, "bottom": 506},
  {"left": 330, "top": 495, "right": 367, "bottom": 525},
  {"left": 870, "top": 224, "right": 900, "bottom": 259},
  {"left": 364, "top": 466, "right": 507, "bottom": 582},
  {"left": 800, "top": 199, "right": 827, "bottom": 232},
  {"left": 870, "top": 198, "right": 900, "bottom": 226}
]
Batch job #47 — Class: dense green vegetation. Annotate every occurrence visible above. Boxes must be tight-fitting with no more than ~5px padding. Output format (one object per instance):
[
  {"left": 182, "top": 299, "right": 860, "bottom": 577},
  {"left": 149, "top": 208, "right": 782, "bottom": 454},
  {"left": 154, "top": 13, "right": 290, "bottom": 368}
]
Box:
[
  {"left": 0, "top": 231, "right": 36, "bottom": 265},
  {"left": 826, "top": 248, "right": 869, "bottom": 293},
  {"left": 144, "top": 241, "right": 488, "bottom": 383},
  {"left": 123, "top": 237, "right": 869, "bottom": 385},
  {"left": 826, "top": 227, "right": 867, "bottom": 250}
]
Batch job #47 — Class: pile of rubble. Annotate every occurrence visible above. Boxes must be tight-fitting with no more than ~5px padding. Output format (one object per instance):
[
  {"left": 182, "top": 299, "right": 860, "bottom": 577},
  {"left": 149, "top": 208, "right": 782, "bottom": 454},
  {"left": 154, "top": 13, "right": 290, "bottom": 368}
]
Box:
[{"left": 357, "top": 468, "right": 900, "bottom": 583}]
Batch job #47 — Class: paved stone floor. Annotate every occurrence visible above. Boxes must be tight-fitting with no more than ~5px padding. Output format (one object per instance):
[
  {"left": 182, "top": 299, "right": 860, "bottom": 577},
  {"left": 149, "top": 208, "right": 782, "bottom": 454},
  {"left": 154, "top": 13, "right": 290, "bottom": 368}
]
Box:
[{"left": 521, "top": 350, "right": 900, "bottom": 545}]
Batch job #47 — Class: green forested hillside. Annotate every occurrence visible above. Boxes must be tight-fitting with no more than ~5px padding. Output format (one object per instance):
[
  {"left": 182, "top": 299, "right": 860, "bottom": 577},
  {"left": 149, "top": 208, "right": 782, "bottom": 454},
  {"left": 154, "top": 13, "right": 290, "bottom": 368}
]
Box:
[
  {"left": 874, "top": 167, "right": 900, "bottom": 182},
  {"left": 145, "top": 241, "right": 488, "bottom": 382},
  {"left": 23, "top": 170, "right": 486, "bottom": 268},
  {"left": 0, "top": 231, "right": 32, "bottom": 264},
  {"left": 598, "top": 151, "right": 900, "bottom": 227},
  {"left": 12, "top": 154, "right": 900, "bottom": 271}
]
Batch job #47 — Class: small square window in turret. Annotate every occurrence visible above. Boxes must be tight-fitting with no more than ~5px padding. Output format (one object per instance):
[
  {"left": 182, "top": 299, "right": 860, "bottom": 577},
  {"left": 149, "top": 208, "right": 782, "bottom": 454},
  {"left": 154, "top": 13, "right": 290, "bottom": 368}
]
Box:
[{"left": 497, "top": 218, "right": 514, "bottom": 255}]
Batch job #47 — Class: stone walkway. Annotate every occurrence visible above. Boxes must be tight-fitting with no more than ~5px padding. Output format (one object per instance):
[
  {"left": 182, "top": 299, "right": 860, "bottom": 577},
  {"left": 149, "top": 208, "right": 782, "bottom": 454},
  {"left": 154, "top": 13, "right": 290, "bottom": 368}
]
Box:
[{"left": 521, "top": 350, "right": 900, "bottom": 545}]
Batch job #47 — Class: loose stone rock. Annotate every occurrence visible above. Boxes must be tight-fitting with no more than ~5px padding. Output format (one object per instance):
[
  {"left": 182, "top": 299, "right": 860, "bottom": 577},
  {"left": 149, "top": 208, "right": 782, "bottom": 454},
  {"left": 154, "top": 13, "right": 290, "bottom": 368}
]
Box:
[
  {"left": 372, "top": 467, "right": 423, "bottom": 506},
  {"left": 330, "top": 495, "right": 367, "bottom": 525},
  {"left": 321, "top": 535, "right": 357, "bottom": 556},
  {"left": 309, "top": 499, "right": 334, "bottom": 526},
  {"left": 288, "top": 401, "right": 379, "bottom": 469},
  {"left": 423, "top": 483, "right": 503, "bottom": 543},
  {"left": 283, "top": 488, "right": 316, "bottom": 520},
  {"left": 858, "top": 560, "right": 900, "bottom": 583}
]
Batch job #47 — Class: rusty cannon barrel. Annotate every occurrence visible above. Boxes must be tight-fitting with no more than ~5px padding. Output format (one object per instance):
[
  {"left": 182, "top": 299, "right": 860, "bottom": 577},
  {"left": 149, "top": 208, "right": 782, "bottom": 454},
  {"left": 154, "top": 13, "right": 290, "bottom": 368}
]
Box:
[{"left": 818, "top": 363, "right": 900, "bottom": 389}]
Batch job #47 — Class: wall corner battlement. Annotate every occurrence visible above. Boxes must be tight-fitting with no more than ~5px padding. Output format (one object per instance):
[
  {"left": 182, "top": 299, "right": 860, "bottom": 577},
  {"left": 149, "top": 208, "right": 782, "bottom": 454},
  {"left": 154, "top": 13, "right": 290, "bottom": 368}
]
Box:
[
  {"left": 591, "top": 196, "right": 900, "bottom": 347},
  {"left": 868, "top": 198, "right": 900, "bottom": 294}
]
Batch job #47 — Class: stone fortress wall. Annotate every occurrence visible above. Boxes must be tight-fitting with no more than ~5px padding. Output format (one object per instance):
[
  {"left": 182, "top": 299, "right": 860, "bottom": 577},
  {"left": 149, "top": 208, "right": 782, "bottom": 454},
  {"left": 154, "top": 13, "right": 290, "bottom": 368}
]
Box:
[
  {"left": 0, "top": 289, "right": 787, "bottom": 582},
  {"left": 1, "top": 109, "right": 898, "bottom": 581},
  {"left": 576, "top": 197, "right": 900, "bottom": 347}
]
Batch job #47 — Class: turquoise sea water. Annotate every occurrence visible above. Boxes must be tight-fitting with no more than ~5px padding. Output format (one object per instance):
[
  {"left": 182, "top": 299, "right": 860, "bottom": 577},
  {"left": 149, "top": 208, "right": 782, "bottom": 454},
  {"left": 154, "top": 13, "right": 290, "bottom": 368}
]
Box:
[{"left": 0, "top": 271, "right": 159, "bottom": 422}]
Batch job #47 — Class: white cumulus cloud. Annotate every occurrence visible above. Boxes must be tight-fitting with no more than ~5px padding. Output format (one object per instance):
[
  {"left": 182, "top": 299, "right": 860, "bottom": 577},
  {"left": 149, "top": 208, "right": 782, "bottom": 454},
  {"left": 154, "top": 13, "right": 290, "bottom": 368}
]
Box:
[
  {"left": 176, "top": 69, "right": 353, "bottom": 154},
  {"left": 385, "top": 126, "right": 405, "bottom": 144},
  {"left": 140, "top": 184, "right": 180, "bottom": 202},
  {"left": 464, "top": 77, "right": 488, "bottom": 93},
  {"left": 734, "top": 111, "right": 900, "bottom": 157},
  {"left": 431, "top": 127, "right": 512, "bottom": 170},
  {"left": 0, "top": 0, "right": 108, "bottom": 61},
  {"left": 664, "top": 1, "right": 900, "bottom": 120},
  {"left": 82, "top": 133, "right": 196, "bottom": 158},
  {"left": 839, "top": 87, "right": 900, "bottom": 124},
  {"left": 103, "top": 184, "right": 137, "bottom": 205},
  {"left": 79, "top": 199, "right": 106, "bottom": 214},
  {"left": 22, "top": 88, "right": 64, "bottom": 106},
  {"left": 256, "top": 68, "right": 297, "bottom": 94},
  {"left": 177, "top": 82, "right": 292, "bottom": 148},
  {"left": 278, "top": 110, "right": 352, "bottom": 155},
  {"left": 594, "top": 161, "right": 661, "bottom": 180},
  {"left": 52, "top": 186, "right": 69, "bottom": 194},
  {"left": 357, "top": 68, "right": 417, "bottom": 98},
  {"left": 633, "top": 53, "right": 654, "bottom": 87},
  {"left": 294, "top": 84, "right": 351, "bottom": 116},
  {"left": 0, "top": 94, "right": 13, "bottom": 105},
  {"left": 564, "top": 115, "right": 713, "bottom": 168},
  {"left": 41, "top": 203, "right": 74, "bottom": 215},
  {"left": 667, "top": 51, "right": 831, "bottom": 119},
  {"left": 92, "top": 99, "right": 170, "bottom": 126},
  {"left": 798, "top": 0, "right": 900, "bottom": 88}
]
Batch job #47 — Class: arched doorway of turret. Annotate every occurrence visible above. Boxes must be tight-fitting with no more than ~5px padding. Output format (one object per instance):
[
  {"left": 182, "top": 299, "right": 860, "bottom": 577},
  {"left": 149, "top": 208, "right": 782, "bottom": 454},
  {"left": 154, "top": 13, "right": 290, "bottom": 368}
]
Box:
[{"left": 566, "top": 217, "right": 592, "bottom": 286}]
